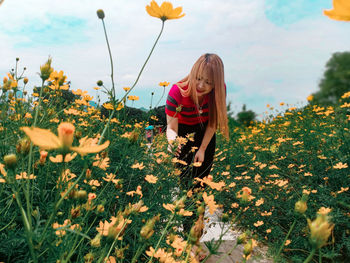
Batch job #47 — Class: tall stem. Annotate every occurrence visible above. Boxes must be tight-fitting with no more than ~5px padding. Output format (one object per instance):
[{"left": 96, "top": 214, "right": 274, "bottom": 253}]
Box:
[
  {"left": 154, "top": 86, "right": 165, "bottom": 108},
  {"left": 122, "top": 21, "right": 165, "bottom": 102},
  {"left": 148, "top": 212, "right": 176, "bottom": 263},
  {"left": 98, "top": 21, "right": 165, "bottom": 144},
  {"left": 275, "top": 219, "right": 297, "bottom": 261},
  {"left": 303, "top": 248, "right": 317, "bottom": 263},
  {"left": 101, "top": 19, "right": 116, "bottom": 101}
]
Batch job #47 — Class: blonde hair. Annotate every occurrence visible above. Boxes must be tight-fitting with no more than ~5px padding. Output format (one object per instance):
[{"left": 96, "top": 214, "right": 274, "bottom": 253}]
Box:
[{"left": 176, "top": 53, "right": 229, "bottom": 139}]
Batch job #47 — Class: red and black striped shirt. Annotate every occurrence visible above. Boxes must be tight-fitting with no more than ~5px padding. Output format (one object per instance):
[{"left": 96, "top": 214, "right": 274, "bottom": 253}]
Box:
[{"left": 165, "top": 84, "right": 209, "bottom": 125}]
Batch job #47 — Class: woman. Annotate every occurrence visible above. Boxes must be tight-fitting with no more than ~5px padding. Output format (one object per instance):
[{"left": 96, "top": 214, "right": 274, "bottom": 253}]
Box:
[{"left": 165, "top": 53, "right": 229, "bottom": 235}]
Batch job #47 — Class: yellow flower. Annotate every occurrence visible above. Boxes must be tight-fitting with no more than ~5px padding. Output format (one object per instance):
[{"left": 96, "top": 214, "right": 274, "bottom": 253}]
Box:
[
  {"left": 203, "top": 192, "right": 219, "bottom": 215},
  {"left": 307, "top": 214, "right": 334, "bottom": 248},
  {"left": 123, "top": 87, "right": 130, "bottom": 92},
  {"left": 103, "top": 103, "right": 114, "bottom": 110},
  {"left": 324, "top": 0, "right": 350, "bottom": 21},
  {"left": 146, "top": 0, "right": 185, "bottom": 21},
  {"left": 307, "top": 95, "right": 314, "bottom": 102},
  {"left": 145, "top": 174, "right": 158, "bottom": 184},
  {"left": 333, "top": 162, "right": 348, "bottom": 169},
  {"left": 159, "top": 81, "right": 170, "bottom": 87},
  {"left": 21, "top": 122, "right": 109, "bottom": 156}
]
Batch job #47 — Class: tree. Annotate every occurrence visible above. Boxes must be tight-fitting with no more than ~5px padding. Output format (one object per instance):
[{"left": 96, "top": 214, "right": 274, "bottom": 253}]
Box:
[
  {"left": 312, "top": 51, "right": 350, "bottom": 105},
  {"left": 236, "top": 104, "right": 256, "bottom": 127}
]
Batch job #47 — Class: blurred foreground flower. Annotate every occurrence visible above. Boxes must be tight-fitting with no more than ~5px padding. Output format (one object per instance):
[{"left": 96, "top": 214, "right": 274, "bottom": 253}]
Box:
[
  {"left": 324, "top": 0, "right": 350, "bottom": 21},
  {"left": 21, "top": 123, "right": 109, "bottom": 156},
  {"left": 146, "top": 0, "right": 185, "bottom": 21},
  {"left": 307, "top": 213, "right": 334, "bottom": 248}
]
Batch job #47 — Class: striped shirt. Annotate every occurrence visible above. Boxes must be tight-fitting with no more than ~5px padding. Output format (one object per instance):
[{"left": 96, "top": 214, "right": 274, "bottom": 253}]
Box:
[{"left": 165, "top": 84, "right": 209, "bottom": 125}]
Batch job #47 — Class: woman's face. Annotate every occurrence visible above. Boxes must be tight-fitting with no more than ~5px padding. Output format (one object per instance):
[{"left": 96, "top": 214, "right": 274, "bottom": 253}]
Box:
[{"left": 195, "top": 69, "right": 213, "bottom": 98}]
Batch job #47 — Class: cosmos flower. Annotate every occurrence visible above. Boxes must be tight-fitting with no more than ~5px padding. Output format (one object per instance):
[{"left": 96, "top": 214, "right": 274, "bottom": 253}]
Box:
[
  {"left": 324, "top": 0, "right": 350, "bottom": 21},
  {"left": 146, "top": 0, "right": 185, "bottom": 21},
  {"left": 21, "top": 122, "right": 109, "bottom": 156}
]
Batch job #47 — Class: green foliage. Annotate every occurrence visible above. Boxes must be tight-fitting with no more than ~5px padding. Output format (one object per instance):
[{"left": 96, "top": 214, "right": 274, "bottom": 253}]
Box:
[
  {"left": 236, "top": 104, "right": 256, "bottom": 126},
  {"left": 312, "top": 51, "right": 350, "bottom": 105}
]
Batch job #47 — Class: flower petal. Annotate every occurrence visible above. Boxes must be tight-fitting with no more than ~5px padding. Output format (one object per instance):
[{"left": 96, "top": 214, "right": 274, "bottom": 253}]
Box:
[
  {"left": 21, "top": 127, "right": 61, "bottom": 150},
  {"left": 71, "top": 140, "right": 110, "bottom": 156}
]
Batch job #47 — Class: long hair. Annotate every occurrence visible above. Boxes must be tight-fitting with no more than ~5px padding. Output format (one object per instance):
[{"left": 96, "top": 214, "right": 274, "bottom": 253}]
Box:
[{"left": 176, "top": 53, "right": 229, "bottom": 139}]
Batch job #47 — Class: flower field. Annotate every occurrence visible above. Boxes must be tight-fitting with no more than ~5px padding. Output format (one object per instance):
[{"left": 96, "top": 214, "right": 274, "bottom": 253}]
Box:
[{"left": 1, "top": 1, "right": 350, "bottom": 263}]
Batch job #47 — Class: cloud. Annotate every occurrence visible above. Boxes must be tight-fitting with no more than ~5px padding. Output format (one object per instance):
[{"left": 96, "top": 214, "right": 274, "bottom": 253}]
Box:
[{"left": 1, "top": 0, "right": 350, "bottom": 118}]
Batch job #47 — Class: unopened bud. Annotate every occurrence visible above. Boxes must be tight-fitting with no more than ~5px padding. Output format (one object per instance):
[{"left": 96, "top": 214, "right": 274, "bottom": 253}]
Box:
[
  {"left": 91, "top": 233, "right": 101, "bottom": 247},
  {"left": 4, "top": 154, "right": 17, "bottom": 169},
  {"left": 23, "top": 77, "right": 28, "bottom": 84},
  {"left": 16, "top": 138, "right": 31, "bottom": 155},
  {"left": 97, "top": 9, "right": 105, "bottom": 19},
  {"left": 96, "top": 204, "right": 105, "bottom": 213},
  {"left": 96, "top": 80, "right": 103, "bottom": 86},
  {"left": 75, "top": 190, "right": 87, "bottom": 200},
  {"left": 295, "top": 200, "right": 307, "bottom": 215},
  {"left": 243, "top": 240, "right": 253, "bottom": 256}
]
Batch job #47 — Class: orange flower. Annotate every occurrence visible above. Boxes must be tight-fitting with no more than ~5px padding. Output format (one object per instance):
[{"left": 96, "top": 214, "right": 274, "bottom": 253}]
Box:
[
  {"left": 195, "top": 176, "right": 225, "bottom": 191},
  {"left": 333, "top": 162, "right": 348, "bottom": 169},
  {"left": 49, "top": 153, "right": 77, "bottom": 163},
  {"left": 146, "top": 1, "right": 185, "bottom": 21},
  {"left": 145, "top": 174, "right": 158, "bottom": 184},
  {"left": 324, "top": 0, "right": 350, "bottom": 21},
  {"left": 93, "top": 155, "right": 110, "bottom": 170},
  {"left": 21, "top": 123, "right": 109, "bottom": 156},
  {"left": 131, "top": 162, "right": 145, "bottom": 170},
  {"left": 159, "top": 81, "right": 170, "bottom": 87},
  {"left": 203, "top": 192, "right": 219, "bottom": 215},
  {"left": 126, "top": 186, "right": 143, "bottom": 198},
  {"left": 254, "top": 220, "right": 264, "bottom": 227}
]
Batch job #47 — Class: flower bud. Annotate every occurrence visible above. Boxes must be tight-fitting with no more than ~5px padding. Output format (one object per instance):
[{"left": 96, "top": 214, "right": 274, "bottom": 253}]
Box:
[
  {"left": 140, "top": 214, "right": 160, "bottom": 240},
  {"left": 57, "top": 122, "right": 75, "bottom": 148},
  {"left": 39, "top": 150, "right": 48, "bottom": 165},
  {"left": 91, "top": 233, "right": 101, "bottom": 247},
  {"left": 23, "top": 77, "right": 28, "bottom": 84},
  {"left": 295, "top": 200, "right": 307, "bottom": 215},
  {"left": 96, "top": 80, "right": 103, "bottom": 86},
  {"left": 96, "top": 9, "right": 105, "bottom": 19},
  {"left": 97, "top": 204, "right": 105, "bottom": 213},
  {"left": 71, "top": 208, "right": 81, "bottom": 219},
  {"left": 40, "top": 58, "right": 53, "bottom": 81},
  {"left": 197, "top": 204, "right": 205, "bottom": 215},
  {"left": 243, "top": 240, "right": 253, "bottom": 256},
  {"left": 221, "top": 213, "right": 229, "bottom": 223},
  {"left": 4, "top": 154, "right": 17, "bottom": 169},
  {"left": 307, "top": 214, "right": 334, "bottom": 248},
  {"left": 16, "top": 138, "right": 31, "bottom": 155},
  {"left": 237, "top": 231, "right": 250, "bottom": 245},
  {"left": 84, "top": 252, "right": 94, "bottom": 263},
  {"left": 75, "top": 190, "right": 87, "bottom": 200}
]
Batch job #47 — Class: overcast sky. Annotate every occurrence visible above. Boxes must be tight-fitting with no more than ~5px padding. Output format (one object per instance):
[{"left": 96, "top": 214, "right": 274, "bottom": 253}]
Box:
[{"left": 1, "top": 0, "right": 349, "bottom": 118}]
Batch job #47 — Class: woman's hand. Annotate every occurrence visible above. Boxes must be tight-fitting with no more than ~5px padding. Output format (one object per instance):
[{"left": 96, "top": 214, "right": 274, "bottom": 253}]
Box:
[{"left": 194, "top": 148, "right": 205, "bottom": 163}]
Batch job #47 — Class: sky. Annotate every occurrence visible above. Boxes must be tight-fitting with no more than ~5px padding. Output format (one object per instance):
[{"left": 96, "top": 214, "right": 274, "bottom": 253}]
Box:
[{"left": 1, "top": 0, "right": 349, "bottom": 119}]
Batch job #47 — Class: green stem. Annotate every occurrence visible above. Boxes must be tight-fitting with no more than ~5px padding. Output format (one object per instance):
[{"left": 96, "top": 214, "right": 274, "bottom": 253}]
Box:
[
  {"left": 131, "top": 243, "right": 147, "bottom": 263},
  {"left": 39, "top": 168, "right": 86, "bottom": 244},
  {"left": 303, "top": 248, "right": 317, "bottom": 263},
  {"left": 101, "top": 18, "right": 116, "bottom": 101},
  {"left": 275, "top": 219, "right": 297, "bottom": 261},
  {"left": 215, "top": 243, "right": 239, "bottom": 263},
  {"left": 201, "top": 210, "right": 243, "bottom": 263},
  {"left": 148, "top": 212, "right": 176, "bottom": 263},
  {"left": 154, "top": 86, "right": 165, "bottom": 108},
  {"left": 98, "top": 220, "right": 129, "bottom": 263},
  {"left": 121, "top": 21, "right": 165, "bottom": 103}
]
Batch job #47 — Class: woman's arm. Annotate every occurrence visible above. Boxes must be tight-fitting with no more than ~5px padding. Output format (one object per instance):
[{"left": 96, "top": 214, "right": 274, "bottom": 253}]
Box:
[
  {"left": 199, "top": 125, "right": 216, "bottom": 151},
  {"left": 166, "top": 115, "right": 178, "bottom": 152},
  {"left": 194, "top": 125, "right": 216, "bottom": 163}
]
